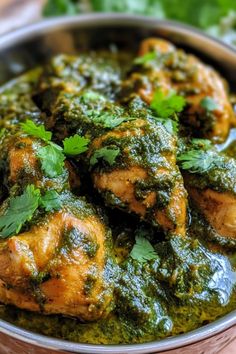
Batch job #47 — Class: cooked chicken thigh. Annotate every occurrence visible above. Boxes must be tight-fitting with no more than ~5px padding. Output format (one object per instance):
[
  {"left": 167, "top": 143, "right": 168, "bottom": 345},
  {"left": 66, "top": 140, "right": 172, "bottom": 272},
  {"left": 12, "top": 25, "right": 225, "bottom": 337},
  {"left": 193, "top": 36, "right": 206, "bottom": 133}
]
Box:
[
  {"left": 123, "top": 38, "right": 236, "bottom": 142},
  {"left": 89, "top": 118, "right": 187, "bottom": 236},
  {"left": 0, "top": 131, "right": 114, "bottom": 321},
  {"left": 0, "top": 195, "right": 114, "bottom": 320}
]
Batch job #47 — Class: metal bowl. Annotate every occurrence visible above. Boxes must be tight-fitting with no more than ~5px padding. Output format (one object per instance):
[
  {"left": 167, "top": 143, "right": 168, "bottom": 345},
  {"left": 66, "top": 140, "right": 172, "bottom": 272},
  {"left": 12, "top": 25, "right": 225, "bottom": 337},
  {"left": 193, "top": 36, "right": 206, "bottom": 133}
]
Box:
[{"left": 0, "top": 13, "right": 235, "bottom": 354}]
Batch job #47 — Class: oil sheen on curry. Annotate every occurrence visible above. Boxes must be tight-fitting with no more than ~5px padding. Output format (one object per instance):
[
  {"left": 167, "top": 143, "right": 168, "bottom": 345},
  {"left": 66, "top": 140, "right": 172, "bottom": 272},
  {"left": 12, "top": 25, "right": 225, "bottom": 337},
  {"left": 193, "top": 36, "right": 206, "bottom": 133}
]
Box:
[{"left": 0, "top": 38, "right": 235, "bottom": 344}]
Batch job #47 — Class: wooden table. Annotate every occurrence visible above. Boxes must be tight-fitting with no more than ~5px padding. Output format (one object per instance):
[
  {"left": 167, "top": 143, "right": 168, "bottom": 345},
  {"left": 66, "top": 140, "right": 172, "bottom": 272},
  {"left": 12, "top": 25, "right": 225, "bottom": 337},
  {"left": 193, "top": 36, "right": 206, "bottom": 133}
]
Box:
[{"left": 0, "top": 1, "right": 235, "bottom": 353}]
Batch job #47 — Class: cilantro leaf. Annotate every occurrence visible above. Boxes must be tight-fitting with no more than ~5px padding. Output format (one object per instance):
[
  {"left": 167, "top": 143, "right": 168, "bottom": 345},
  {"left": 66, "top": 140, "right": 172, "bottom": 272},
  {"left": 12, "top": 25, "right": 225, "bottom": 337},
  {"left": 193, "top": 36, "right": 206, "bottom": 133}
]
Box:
[
  {"left": 130, "top": 235, "right": 157, "bottom": 263},
  {"left": 200, "top": 97, "right": 219, "bottom": 111},
  {"left": 133, "top": 51, "right": 156, "bottom": 65},
  {"left": 177, "top": 150, "right": 223, "bottom": 173},
  {"left": 63, "top": 134, "right": 90, "bottom": 156},
  {"left": 21, "top": 120, "right": 52, "bottom": 142},
  {"left": 37, "top": 145, "right": 65, "bottom": 178},
  {"left": 151, "top": 89, "right": 186, "bottom": 118},
  {"left": 153, "top": 116, "right": 179, "bottom": 134},
  {"left": 91, "top": 112, "right": 136, "bottom": 129},
  {"left": 90, "top": 147, "right": 120, "bottom": 166},
  {"left": 0, "top": 185, "right": 40, "bottom": 238},
  {"left": 81, "top": 91, "right": 106, "bottom": 103},
  {"left": 40, "top": 190, "right": 62, "bottom": 212}
]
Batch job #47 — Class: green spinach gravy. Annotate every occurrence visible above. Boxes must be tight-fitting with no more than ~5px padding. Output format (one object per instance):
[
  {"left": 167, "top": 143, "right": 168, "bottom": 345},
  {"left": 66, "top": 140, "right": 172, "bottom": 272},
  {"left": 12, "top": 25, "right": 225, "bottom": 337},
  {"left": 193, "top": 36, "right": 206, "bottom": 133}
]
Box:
[{"left": 0, "top": 46, "right": 235, "bottom": 344}]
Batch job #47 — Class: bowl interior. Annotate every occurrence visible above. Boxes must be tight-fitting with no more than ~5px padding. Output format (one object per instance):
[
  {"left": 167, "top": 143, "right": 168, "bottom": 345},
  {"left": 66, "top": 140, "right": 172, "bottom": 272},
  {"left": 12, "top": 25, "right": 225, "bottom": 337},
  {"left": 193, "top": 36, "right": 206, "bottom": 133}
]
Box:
[
  {"left": 0, "top": 14, "right": 235, "bottom": 354},
  {"left": 0, "top": 15, "right": 235, "bottom": 86}
]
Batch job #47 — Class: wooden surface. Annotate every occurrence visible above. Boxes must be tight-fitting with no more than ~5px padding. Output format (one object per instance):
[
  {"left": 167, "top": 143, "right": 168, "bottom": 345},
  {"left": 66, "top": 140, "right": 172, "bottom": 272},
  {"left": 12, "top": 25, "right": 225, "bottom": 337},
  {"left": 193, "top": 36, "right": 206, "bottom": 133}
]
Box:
[{"left": 0, "top": 1, "right": 235, "bottom": 353}]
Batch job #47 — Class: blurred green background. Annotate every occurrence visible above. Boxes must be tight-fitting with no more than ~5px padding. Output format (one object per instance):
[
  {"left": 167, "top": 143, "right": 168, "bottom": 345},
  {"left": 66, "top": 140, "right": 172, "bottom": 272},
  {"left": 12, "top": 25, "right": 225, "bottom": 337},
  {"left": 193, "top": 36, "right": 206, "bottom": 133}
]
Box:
[{"left": 43, "top": 0, "right": 236, "bottom": 47}]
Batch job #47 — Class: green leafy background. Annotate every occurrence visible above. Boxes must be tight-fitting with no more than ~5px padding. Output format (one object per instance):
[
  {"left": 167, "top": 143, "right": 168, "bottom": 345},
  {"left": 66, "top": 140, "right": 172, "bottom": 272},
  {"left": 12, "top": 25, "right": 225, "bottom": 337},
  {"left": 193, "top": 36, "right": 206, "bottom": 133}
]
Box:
[{"left": 43, "top": 0, "right": 236, "bottom": 47}]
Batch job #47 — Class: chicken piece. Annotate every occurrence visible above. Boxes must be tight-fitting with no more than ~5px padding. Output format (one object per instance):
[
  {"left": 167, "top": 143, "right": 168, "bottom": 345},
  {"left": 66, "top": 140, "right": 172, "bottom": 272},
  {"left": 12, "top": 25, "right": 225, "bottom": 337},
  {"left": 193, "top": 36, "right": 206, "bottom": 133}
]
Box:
[
  {"left": 0, "top": 133, "right": 68, "bottom": 193},
  {"left": 183, "top": 154, "right": 236, "bottom": 241},
  {"left": 36, "top": 78, "right": 187, "bottom": 237},
  {"left": 189, "top": 188, "right": 236, "bottom": 240},
  {"left": 123, "top": 38, "right": 236, "bottom": 142},
  {"left": 89, "top": 118, "right": 187, "bottom": 237},
  {"left": 0, "top": 194, "right": 114, "bottom": 320}
]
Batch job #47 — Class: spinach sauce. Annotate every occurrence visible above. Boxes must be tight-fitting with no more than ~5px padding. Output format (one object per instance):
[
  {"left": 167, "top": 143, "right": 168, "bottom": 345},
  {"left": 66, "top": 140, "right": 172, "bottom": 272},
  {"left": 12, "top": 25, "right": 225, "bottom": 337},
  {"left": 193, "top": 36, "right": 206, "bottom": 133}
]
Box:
[{"left": 0, "top": 50, "right": 235, "bottom": 345}]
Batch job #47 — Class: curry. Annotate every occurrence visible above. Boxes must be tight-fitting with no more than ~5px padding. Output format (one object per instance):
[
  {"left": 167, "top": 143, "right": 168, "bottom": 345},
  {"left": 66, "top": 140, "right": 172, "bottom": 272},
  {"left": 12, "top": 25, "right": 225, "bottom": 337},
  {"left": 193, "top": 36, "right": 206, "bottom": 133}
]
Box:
[{"left": 0, "top": 38, "right": 235, "bottom": 344}]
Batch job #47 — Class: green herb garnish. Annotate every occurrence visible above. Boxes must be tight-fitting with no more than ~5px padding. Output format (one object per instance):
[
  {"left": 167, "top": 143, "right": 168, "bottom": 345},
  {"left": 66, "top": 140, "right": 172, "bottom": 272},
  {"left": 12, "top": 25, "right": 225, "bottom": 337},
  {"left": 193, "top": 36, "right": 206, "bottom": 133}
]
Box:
[
  {"left": 153, "top": 116, "right": 179, "bottom": 134},
  {"left": 21, "top": 120, "right": 52, "bottom": 142},
  {"left": 0, "top": 185, "right": 40, "bottom": 238},
  {"left": 178, "top": 150, "right": 223, "bottom": 173},
  {"left": 130, "top": 235, "right": 157, "bottom": 263},
  {"left": 37, "top": 145, "right": 65, "bottom": 178},
  {"left": 63, "top": 134, "right": 90, "bottom": 156},
  {"left": 40, "top": 190, "right": 62, "bottom": 212},
  {"left": 91, "top": 112, "right": 136, "bottom": 129},
  {"left": 0, "top": 185, "right": 64, "bottom": 238},
  {"left": 151, "top": 89, "right": 186, "bottom": 118},
  {"left": 21, "top": 121, "right": 89, "bottom": 176},
  {"left": 81, "top": 90, "right": 106, "bottom": 103},
  {"left": 90, "top": 147, "right": 120, "bottom": 166},
  {"left": 200, "top": 97, "right": 219, "bottom": 111},
  {"left": 134, "top": 51, "right": 156, "bottom": 65}
]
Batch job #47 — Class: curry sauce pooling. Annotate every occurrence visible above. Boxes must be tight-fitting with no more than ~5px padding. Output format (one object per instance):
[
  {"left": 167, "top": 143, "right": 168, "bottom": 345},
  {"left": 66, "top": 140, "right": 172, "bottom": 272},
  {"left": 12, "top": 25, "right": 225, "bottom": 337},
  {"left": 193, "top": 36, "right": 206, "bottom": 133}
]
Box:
[{"left": 0, "top": 40, "right": 235, "bottom": 344}]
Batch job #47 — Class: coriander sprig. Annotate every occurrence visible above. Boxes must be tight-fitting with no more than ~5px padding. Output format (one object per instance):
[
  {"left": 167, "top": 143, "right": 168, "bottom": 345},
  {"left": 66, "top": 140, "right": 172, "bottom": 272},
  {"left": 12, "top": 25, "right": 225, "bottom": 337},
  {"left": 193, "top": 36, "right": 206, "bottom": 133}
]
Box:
[
  {"left": 133, "top": 51, "right": 157, "bottom": 65},
  {"left": 20, "top": 120, "right": 52, "bottom": 142},
  {"left": 130, "top": 233, "right": 158, "bottom": 263},
  {"left": 0, "top": 185, "right": 40, "bottom": 238},
  {"left": 21, "top": 120, "right": 90, "bottom": 177},
  {"left": 88, "top": 111, "right": 136, "bottom": 129},
  {"left": 150, "top": 89, "right": 186, "bottom": 134},
  {"left": 90, "top": 147, "right": 120, "bottom": 166},
  {"left": 0, "top": 186, "right": 62, "bottom": 238},
  {"left": 63, "top": 134, "right": 90, "bottom": 156},
  {"left": 177, "top": 140, "right": 224, "bottom": 173},
  {"left": 40, "top": 190, "right": 61, "bottom": 212},
  {"left": 151, "top": 89, "right": 186, "bottom": 118},
  {"left": 37, "top": 145, "right": 65, "bottom": 178}
]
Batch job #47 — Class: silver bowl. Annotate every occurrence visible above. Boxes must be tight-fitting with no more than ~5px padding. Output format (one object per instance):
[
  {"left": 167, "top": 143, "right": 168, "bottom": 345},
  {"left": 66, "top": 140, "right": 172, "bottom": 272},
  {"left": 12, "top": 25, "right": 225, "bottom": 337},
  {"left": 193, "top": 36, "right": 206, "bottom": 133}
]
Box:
[{"left": 0, "top": 13, "right": 235, "bottom": 354}]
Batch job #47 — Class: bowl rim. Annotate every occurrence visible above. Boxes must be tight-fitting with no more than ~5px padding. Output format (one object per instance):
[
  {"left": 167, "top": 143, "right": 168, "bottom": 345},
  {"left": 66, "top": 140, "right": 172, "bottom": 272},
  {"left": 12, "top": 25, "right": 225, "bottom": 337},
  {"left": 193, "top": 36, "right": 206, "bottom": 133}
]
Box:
[
  {"left": 0, "top": 13, "right": 235, "bottom": 353},
  {"left": 0, "top": 12, "right": 235, "bottom": 55}
]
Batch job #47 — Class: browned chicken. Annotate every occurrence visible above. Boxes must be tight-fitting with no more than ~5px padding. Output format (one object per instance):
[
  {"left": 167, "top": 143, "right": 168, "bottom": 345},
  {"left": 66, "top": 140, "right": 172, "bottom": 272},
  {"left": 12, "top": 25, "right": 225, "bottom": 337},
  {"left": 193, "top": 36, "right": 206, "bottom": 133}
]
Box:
[
  {"left": 189, "top": 188, "right": 236, "bottom": 239},
  {"left": 0, "top": 133, "right": 68, "bottom": 193},
  {"left": 182, "top": 154, "right": 236, "bottom": 241},
  {"left": 34, "top": 58, "right": 188, "bottom": 237},
  {"left": 0, "top": 202, "right": 114, "bottom": 320},
  {"left": 124, "top": 38, "right": 236, "bottom": 142},
  {"left": 0, "top": 132, "right": 114, "bottom": 321},
  {"left": 88, "top": 118, "right": 187, "bottom": 237}
]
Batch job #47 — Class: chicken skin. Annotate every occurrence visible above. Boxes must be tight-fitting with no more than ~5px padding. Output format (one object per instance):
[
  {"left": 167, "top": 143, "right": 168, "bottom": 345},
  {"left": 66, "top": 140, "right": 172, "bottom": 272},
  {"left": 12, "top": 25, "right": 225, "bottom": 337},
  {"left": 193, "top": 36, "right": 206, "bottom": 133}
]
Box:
[
  {"left": 0, "top": 195, "right": 114, "bottom": 320},
  {"left": 123, "top": 38, "right": 236, "bottom": 142}
]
